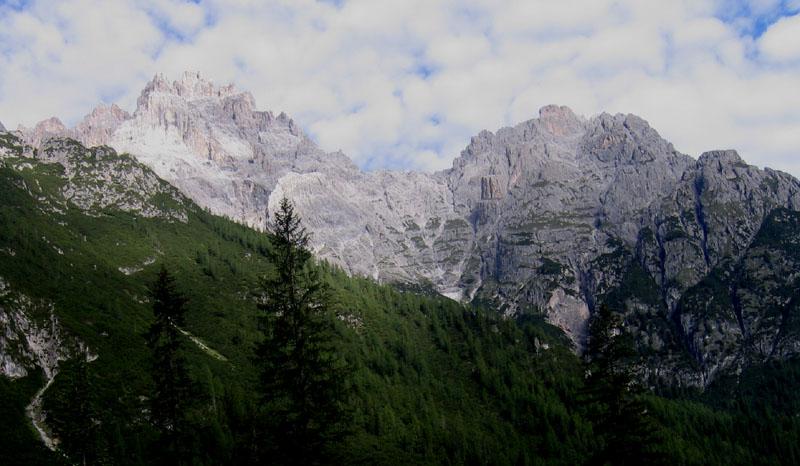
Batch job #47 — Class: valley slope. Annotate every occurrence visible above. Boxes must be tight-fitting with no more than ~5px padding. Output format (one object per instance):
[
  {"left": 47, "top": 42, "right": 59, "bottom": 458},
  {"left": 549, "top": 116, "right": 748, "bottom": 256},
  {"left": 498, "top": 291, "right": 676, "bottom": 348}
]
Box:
[{"left": 2, "top": 112, "right": 800, "bottom": 464}]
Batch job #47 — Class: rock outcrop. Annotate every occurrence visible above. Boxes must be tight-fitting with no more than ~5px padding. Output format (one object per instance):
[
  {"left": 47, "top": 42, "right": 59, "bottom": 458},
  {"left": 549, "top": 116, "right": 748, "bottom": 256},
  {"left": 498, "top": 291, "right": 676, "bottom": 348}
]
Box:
[
  {"left": 18, "top": 117, "right": 69, "bottom": 147},
  {"left": 444, "top": 106, "right": 694, "bottom": 343},
  {"left": 73, "top": 102, "right": 131, "bottom": 148},
  {"left": 0, "top": 133, "right": 191, "bottom": 222},
  {"left": 0, "top": 277, "right": 89, "bottom": 379}
]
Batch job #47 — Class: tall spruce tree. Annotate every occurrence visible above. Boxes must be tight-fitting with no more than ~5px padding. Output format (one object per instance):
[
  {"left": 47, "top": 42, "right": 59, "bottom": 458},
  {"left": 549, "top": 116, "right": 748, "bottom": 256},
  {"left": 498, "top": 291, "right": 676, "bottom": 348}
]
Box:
[
  {"left": 49, "top": 357, "right": 102, "bottom": 466},
  {"left": 255, "top": 197, "right": 349, "bottom": 465},
  {"left": 582, "top": 304, "right": 662, "bottom": 466},
  {"left": 147, "top": 265, "right": 193, "bottom": 466}
]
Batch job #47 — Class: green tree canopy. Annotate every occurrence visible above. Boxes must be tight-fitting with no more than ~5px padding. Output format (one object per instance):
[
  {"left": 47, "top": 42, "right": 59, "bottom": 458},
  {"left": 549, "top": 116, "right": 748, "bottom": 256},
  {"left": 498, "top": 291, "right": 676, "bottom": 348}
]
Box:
[
  {"left": 583, "top": 304, "right": 662, "bottom": 466},
  {"left": 48, "top": 357, "right": 102, "bottom": 466},
  {"left": 255, "top": 197, "right": 350, "bottom": 465},
  {"left": 147, "top": 265, "right": 193, "bottom": 465}
]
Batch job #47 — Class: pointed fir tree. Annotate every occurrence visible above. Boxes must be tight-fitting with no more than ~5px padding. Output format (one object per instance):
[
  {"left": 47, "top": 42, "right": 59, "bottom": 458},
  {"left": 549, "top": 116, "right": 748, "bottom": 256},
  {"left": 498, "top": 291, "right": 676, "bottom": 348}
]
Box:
[
  {"left": 147, "top": 265, "right": 193, "bottom": 466},
  {"left": 582, "top": 304, "right": 663, "bottom": 466},
  {"left": 255, "top": 197, "right": 350, "bottom": 465},
  {"left": 48, "top": 357, "right": 102, "bottom": 466}
]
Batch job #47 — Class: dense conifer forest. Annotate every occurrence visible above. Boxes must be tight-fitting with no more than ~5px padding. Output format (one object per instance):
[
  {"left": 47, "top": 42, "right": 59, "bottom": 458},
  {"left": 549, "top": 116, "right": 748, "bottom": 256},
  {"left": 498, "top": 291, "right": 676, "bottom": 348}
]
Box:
[{"left": 1, "top": 150, "right": 800, "bottom": 465}]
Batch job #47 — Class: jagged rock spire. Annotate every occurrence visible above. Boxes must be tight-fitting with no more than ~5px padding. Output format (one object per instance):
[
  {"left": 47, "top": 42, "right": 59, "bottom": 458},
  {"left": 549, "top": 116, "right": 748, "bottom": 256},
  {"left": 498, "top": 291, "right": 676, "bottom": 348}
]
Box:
[{"left": 136, "top": 71, "right": 241, "bottom": 110}]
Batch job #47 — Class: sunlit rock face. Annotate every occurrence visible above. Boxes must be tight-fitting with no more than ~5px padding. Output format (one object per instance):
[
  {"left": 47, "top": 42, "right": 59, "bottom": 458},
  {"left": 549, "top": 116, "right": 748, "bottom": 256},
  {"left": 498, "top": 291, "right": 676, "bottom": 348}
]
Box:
[{"left": 106, "top": 72, "right": 358, "bottom": 230}]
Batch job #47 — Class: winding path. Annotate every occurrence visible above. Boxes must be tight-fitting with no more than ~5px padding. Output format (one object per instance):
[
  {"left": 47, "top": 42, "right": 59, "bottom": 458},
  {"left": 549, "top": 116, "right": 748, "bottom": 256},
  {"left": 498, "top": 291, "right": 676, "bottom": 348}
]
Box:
[{"left": 25, "top": 370, "right": 58, "bottom": 451}]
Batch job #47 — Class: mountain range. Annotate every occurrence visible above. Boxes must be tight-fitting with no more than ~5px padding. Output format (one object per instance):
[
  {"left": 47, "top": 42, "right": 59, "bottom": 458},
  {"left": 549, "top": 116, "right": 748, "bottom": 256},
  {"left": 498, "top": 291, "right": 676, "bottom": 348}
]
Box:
[
  {"left": 3, "top": 72, "right": 800, "bottom": 464},
  {"left": 11, "top": 71, "right": 800, "bottom": 388}
]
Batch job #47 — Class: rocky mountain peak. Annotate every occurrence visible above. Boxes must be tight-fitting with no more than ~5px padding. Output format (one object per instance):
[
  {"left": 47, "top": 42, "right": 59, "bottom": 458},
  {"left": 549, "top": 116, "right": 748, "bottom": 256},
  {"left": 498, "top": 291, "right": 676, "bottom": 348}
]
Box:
[
  {"left": 452, "top": 106, "right": 585, "bottom": 175},
  {"left": 94, "top": 72, "right": 360, "bottom": 229},
  {"left": 73, "top": 102, "right": 131, "bottom": 148},
  {"left": 137, "top": 71, "right": 242, "bottom": 108},
  {"left": 175, "top": 71, "right": 231, "bottom": 100},
  {"left": 538, "top": 104, "right": 585, "bottom": 137},
  {"left": 131, "top": 72, "right": 263, "bottom": 140},
  {"left": 0, "top": 120, "right": 5, "bottom": 132},
  {"left": 582, "top": 112, "right": 682, "bottom": 168},
  {"left": 87, "top": 102, "right": 130, "bottom": 121},
  {"left": 18, "top": 117, "right": 68, "bottom": 146},
  {"left": 32, "top": 117, "right": 67, "bottom": 133},
  {"left": 697, "top": 149, "right": 746, "bottom": 171}
]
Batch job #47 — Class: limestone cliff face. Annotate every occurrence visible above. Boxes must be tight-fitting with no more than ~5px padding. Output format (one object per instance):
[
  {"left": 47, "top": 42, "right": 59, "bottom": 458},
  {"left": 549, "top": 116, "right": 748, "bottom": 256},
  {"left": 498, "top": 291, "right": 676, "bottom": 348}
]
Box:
[
  {"left": 607, "top": 153, "right": 800, "bottom": 385},
  {"left": 107, "top": 72, "right": 358, "bottom": 229},
  {"left": 273, "top": 105, "right": 699, "bottom": 347},
  {"left": 638, "top": 150, "right": 800, "bottom": 306},
  {"left": 13, "top": 71, "right": 356, "bottom": 230},
  {"left": 18, "top": 117, "right": 70, "bottom": 147},
  {"left": 18, "top": 73, "right": 800, "bottom": 385},
  {"left": 15, "top": 103, "right": 131, "bottom": 153},
  {"left": 268, "top": 170, "right": 470, "bottom": 297}
]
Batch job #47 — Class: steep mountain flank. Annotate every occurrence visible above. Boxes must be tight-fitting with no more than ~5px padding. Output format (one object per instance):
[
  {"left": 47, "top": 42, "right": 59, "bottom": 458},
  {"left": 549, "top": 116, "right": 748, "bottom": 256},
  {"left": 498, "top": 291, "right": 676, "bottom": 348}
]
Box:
[{"left": 447, "top": 106, "right": 694, "bottom": 344}]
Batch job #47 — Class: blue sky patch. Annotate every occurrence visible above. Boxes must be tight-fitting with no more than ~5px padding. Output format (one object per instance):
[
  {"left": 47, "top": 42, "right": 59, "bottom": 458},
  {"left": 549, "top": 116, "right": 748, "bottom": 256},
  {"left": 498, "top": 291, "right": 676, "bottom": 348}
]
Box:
[
  {"left": 0, "top": 0, "right": 32, "bottom": 12},
  {"left": 415, "top": 65, "right": 435, "bottom": 79},
  {"left": 716, "top": 0, "right": 800, "bottom": 37}
]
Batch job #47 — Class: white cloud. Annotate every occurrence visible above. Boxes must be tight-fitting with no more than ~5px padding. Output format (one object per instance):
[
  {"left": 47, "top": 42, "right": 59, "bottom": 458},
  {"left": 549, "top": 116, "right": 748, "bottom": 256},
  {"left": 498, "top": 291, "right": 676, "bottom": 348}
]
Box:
[
  {"left": 0, "top": 0, "right": 799, "bottom": 179},
  {"left": 0, "top": 0, "right": 162, "bottom": 127},
  {"left": 758, "top": 14, "right": 800, "bottom": 61},
  {"left": 141, "top": 0, "right": 207, "bottom": 38},
  {"left": 427, "top": 34, "right": 491, "bottom": 69},
  {"left": 492, "top": 0, "right": 620, "bottom": 39}
]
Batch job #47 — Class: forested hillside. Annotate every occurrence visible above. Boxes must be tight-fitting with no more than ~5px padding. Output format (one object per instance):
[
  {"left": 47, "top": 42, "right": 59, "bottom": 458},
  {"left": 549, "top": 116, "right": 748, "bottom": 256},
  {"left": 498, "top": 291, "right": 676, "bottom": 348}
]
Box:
[{"left": 1, "top": 132, "right": 799, "bottom": 464}]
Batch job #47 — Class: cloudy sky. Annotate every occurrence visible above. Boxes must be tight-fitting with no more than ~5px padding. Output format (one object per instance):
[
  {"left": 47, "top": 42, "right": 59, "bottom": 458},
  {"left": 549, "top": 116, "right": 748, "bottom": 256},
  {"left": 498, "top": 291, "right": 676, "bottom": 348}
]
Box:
[{"left": 1, "top": 0, "right": 799, "bottom": 176}]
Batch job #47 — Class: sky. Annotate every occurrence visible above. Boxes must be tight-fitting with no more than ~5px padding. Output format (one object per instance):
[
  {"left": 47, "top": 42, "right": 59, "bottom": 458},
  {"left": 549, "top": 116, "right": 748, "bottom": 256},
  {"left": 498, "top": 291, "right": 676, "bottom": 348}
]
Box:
[{"left": 1, "top": 0, "right": 799, "bottom": 177}]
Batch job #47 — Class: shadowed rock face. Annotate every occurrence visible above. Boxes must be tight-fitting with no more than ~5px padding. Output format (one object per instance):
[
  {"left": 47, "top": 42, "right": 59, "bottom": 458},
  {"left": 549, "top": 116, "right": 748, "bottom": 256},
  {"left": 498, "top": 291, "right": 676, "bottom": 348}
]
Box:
[
  {"left": 0, "top": 120, "right": 5, "bottom": 132},
  {"left": 22, "top": 73, "right": 800, "bottom": 386},
  {"left": 442, "top": 106, "right": 696, "bottom": 342}
]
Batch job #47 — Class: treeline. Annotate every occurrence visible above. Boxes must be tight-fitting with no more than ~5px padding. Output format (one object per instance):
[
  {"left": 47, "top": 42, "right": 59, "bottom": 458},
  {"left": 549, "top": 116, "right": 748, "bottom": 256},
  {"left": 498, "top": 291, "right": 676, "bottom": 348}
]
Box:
[{"left": 39, "top": 267, "right": 800, "bottom": 465}]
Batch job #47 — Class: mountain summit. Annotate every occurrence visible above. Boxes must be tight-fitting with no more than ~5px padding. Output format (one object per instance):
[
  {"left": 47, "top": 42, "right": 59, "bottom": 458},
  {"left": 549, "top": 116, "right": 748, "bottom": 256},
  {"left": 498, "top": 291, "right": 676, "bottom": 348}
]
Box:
[
  {"left": 14, "top": 73, "right": 800, "bottom": 385},
  {"left": 109, "top": 71, "right": 358, "bottom": 228}
]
